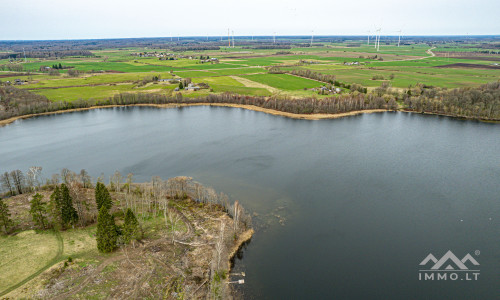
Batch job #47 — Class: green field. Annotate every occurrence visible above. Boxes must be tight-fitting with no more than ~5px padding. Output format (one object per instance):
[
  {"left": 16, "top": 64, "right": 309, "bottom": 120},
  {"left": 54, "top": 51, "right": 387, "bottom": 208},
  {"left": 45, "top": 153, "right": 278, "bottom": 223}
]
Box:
[
  {"left": 0, "top": 228, "right": 97, "bottom": 296},
  {"left": 241, "top": 73, "right": 321, "bottom": 90},
  {"left": 1, "top": 39, "right": 498, "bottom": 101}
]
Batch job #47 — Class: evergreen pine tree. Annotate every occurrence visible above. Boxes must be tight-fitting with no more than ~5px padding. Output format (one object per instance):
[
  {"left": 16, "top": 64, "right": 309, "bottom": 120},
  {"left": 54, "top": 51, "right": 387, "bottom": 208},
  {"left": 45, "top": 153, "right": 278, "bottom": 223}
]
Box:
[
  {"left": 0, "top": 198, "right": 12, "bottom": 234},
  {"left": 95, "top": 182, "right": 103, "bottom": 210},
  {"left": 123, "top": 208, "right": 139, "bottom": 244},
  {"left": 96, "top": 206, "right": 117, "bottom": 253},
  {"left": 60, "top": 184, "right": 78, "bottom": 228},
  {"left": 29, "top": 193, "right": 47, "bottom": 229},
  {"left": 95, "top": 182, "right": 112, "bottom": 211},
  {"left": 48, "top": 185, "right": 62, "bottom": 228},
  {"left": 58, "top": 63, "right": 62, "bottom": 69},
  {"left": 179, "top": 81, "right": 184, "bottom": 89}
]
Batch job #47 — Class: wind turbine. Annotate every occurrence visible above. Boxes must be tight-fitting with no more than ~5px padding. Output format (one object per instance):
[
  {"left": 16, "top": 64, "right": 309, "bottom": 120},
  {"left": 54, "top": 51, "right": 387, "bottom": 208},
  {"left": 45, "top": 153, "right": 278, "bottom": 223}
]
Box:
[
  {"left": 232, "top": 30, "right": 235, "bottom": 48},
  {"left": 273, "top": 32, "right": 276, "bottom": 44},
  {"left": 396, "top": 29, "right": 402, "bottom": 47},
  {"left": 367, "top": 30, "right": 371, "bottom": 46},
  {"left": 375, "top": 27, "right": 381, "bottom": 51},
  {"left": 310, "top": 31, "right": 314, "bottom": 47},
  {"left": 228, "top": 28, "right": 231, "bottom": 47}
]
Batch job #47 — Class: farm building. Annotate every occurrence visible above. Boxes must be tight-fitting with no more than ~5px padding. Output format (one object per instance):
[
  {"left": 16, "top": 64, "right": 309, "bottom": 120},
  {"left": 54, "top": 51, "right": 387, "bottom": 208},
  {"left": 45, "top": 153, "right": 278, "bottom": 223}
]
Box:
[{"left": 184, "top": 83, "right": 200, "bottom": 91}]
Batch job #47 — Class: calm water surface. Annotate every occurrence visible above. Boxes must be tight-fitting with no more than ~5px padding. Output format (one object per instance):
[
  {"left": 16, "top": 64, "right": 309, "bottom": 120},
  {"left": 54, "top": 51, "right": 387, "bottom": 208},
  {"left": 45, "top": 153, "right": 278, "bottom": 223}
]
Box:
[{"left": 1, "top": 106, "right": 499, "bottom": 299}]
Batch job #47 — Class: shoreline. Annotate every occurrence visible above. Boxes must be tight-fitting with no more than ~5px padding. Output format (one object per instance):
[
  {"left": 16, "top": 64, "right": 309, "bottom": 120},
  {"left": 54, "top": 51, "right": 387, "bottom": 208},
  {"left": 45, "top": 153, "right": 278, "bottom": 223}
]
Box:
[
  {"left": 228, "top": 228, "right": 254, "bottom": 265},
  {"left": 0, "top": 103, "right": 389, "bottom": 127},
  {"left": 0, "top": 103, "right": 498, "bottom": 127}
]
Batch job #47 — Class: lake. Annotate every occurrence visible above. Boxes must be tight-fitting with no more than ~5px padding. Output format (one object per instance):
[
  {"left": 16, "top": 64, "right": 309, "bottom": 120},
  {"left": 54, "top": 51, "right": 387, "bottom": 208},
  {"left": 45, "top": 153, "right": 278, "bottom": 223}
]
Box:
[{"left": 1, "top": 106, "right": 499, "bottom": 299}]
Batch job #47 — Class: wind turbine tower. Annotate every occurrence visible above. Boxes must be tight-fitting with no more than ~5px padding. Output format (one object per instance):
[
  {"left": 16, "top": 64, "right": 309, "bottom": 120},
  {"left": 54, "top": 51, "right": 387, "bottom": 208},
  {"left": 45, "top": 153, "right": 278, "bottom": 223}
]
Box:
[
  {"left": 310, "top": 31, "right": 314, "bottom": 47},
  {"left": 273, "top": 32, "right": 276, "bottom": 43},
  {"left": 228, "top": 28, "right": 231, "bottom": 47},
  {"left": 397, "top": 29, "right": 402, "bottom": 47},
  {"left": 367, "top": 30, "right": 371, "bottom": 46},
  {"left": 232, "top": 30, "right": 235, "bottom": 48},
  {"left": 375, "top": 28, "right": 381, "bottom": 51}
]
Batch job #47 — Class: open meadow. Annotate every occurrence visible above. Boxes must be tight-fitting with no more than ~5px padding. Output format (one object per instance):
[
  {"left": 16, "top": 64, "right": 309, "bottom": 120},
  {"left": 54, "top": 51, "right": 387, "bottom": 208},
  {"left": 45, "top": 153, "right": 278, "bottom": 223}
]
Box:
[{"left": 1, "top": 36, "right": 498, "bottom": 102}]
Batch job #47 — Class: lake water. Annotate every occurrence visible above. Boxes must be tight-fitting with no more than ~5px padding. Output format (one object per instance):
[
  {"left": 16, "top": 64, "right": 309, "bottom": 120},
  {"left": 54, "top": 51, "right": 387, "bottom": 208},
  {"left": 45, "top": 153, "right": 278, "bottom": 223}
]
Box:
[{"left": 1, "top": 106, "right": 499, "bottom": 299}]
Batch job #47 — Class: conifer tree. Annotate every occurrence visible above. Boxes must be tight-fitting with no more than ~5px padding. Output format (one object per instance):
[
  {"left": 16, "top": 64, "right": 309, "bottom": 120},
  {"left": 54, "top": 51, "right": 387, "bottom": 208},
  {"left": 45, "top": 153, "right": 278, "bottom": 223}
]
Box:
[
  {"left": 60, "top": 184, "right": 78, "bottom": 228},
  {"left": 95, "top": 182, "right": 112, "bottom": 211},
  {"left": 123, "top": 208, "right": 139, "bottom": 244},
  {"left": 96, "top": 206, "right": 117, "bottom": 253},
  {"left": 49, "top": 185, "right": 62, "bottom": 228},
  {"left": 29, "top": 193, "right": 47, "bottom": 229},
  {"left": 95, "top": 182, "right": 103, "bottom": 210},
  {"left": 0, "top": 198, "right": 12, "bottom": 234}
]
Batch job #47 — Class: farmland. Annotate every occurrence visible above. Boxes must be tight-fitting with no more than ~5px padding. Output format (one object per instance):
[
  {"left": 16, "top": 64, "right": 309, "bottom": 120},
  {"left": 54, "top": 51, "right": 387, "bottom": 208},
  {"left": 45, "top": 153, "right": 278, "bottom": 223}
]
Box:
[{"left": 0, "top": 36, "right": 499, "bottom": 102}]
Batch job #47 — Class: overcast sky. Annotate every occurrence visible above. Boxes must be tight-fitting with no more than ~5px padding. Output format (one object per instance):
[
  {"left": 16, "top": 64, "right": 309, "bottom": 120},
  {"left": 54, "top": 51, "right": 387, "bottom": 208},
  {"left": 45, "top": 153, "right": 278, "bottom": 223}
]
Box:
[{"left": 1, "top": 0, "right": 499, "bottom": 40}]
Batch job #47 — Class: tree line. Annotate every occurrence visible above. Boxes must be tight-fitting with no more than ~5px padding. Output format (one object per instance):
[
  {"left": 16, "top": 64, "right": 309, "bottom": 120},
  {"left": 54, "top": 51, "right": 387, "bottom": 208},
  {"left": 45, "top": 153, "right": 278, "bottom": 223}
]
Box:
[
  {"left": 242, "top": 45, "right": 292, "bottom": 50},
  {"left": 403, "top": 81, "right": 500, "bottom": 119},
  {"left": 0, "top": 64, "right": 24, "bottom": 72},
  {"left": 170, "top": 46, "right": 220, "bottom": 52},
  {"left": 1, "top": 167, "right": 44, "bottom": 196},
  {"left": 268, "top": 67, "right": 368, "bottom": 93},
  {"left": 1, "top": 81, "right": 499, "bottom": 122},
  {"left": 0, "top": 50, "right": 94, "bottom": 59}
]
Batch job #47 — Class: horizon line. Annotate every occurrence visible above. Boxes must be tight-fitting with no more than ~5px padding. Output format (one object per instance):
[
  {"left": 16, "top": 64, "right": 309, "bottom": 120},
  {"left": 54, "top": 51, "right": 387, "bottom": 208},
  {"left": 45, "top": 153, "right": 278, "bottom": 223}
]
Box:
[{"left": 1, "top": 34, "right": 499, "bottom": 42}]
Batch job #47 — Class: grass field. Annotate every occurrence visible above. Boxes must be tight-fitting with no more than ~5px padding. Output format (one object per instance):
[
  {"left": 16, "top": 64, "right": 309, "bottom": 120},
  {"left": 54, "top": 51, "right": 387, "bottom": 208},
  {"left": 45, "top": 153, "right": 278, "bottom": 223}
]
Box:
[
  {"left": 0, "top": 231, "right": 60, "bottom": 294},
  {"left": 0, "top": 226, "right": 98, "bottom": 297},
  {"left": 241, "top": 73, "right": 321, "bottom": 90},
  {"left": 1, "top": 39, "right": 498, "bottom": 101}
]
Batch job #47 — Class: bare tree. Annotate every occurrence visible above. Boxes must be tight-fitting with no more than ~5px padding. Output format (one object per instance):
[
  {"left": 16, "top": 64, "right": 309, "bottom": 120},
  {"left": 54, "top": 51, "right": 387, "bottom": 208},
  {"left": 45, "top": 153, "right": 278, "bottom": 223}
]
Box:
[
  {"left": 10, "top": 170, "right": 25, "bottom": 194},
  {"left": 26, "top": 166, "right": 42, "bottom": 192},
  {"left": 79, "top": 169, "right": 92, "bottom": 188},
  {"left": 164, "top": 208, "right": 182, "bottom": 244},
  {"left": 126, "top": 173, "right": 134, "bottom": 194},
  {"left": 233, "top": 201, "right": 240, "bottom": 231},
  {"left": 112, "top": 171, "right": 123, "bottom": 192},
  {"left": 51, "top": 174, "right": 60, "bottom": 186},
  {"left": 215, "top": 221, "right": 226, "bottom": 270},
  {"left": 0, "top": 172, "right": 14, "bottom": 195},
  {"left": 61, "top": 168, "right": 71, "bottom": 184}
]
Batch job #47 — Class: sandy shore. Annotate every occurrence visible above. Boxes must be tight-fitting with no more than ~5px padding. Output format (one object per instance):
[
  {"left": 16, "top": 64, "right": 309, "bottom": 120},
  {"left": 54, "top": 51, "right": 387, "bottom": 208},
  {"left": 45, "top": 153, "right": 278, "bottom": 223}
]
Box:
[{"left": 0, "top": 103, "right": 389, "bottom": 127}]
